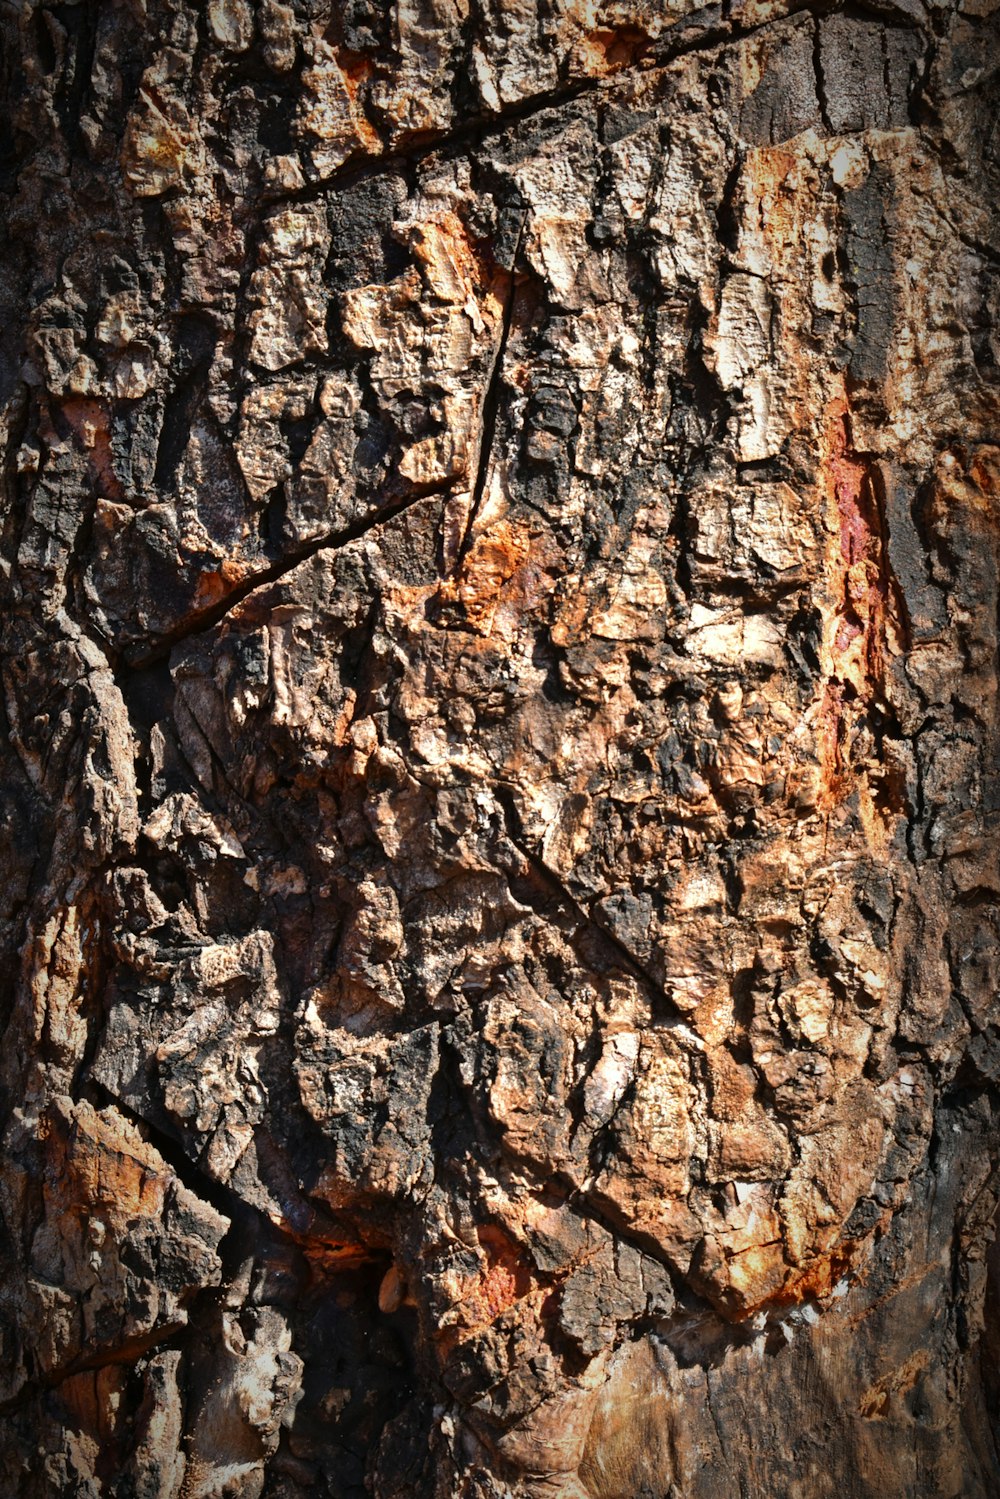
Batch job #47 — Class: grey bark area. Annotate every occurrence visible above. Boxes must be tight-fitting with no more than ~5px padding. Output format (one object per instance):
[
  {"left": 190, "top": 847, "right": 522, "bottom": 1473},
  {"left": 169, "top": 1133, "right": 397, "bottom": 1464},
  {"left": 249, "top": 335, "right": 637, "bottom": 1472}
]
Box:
[{"left": 0, "top": 0, "right": 999, "bottom": 1495}]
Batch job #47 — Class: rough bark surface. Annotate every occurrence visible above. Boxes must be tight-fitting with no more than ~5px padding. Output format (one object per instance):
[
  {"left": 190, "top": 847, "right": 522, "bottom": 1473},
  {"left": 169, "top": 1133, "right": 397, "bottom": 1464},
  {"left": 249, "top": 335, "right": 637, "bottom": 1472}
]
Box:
[{"left": 1, "top": 0, "right": 999, "bottom": 1495}]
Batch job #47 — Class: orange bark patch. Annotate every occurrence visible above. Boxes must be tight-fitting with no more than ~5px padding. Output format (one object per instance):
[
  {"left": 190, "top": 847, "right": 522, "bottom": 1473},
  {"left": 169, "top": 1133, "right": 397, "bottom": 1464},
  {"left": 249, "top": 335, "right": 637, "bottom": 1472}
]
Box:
[
  {"left": 474, "top": 1225, "right": 533, "bottom": 1307},
  {"left": 437, "top": 1224, "right": 535, "bottom": 1351},
  {"left": 336, "top": 48, "right": 375, "bottom": 94},
  {"left": 440, "top": 519, "right": 559, "bottom": 638},
  {"left": 410, "top": 209, "right": 502, "bottom": 310},
  {"left": 580, "top": 26, "right": 652, "bottom": 73},
  {"left": 334, "top": 49, "right": 381, "bottom": 153},
  {"left": 41, "top": 1100, "right": 169, "bottom": 1223},
  {"left": 297, "top": 1236, "right": 374, "bottom": 1278},
  {"left": 193, "top": 558, "right": 254, "bottom": 609},
  {"left": 766, "top": 1218, "right": 890, "bottom": 1316},
  {"left": 464, "top": 1260, "right": 520, "bottom": 1325}
]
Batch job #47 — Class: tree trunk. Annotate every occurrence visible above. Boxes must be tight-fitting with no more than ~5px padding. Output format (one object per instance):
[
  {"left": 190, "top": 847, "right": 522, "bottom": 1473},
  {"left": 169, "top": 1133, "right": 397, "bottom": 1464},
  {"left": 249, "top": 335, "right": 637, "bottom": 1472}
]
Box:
[{"left": 1, "top": 1, "right": 999, "bottom": 1495}]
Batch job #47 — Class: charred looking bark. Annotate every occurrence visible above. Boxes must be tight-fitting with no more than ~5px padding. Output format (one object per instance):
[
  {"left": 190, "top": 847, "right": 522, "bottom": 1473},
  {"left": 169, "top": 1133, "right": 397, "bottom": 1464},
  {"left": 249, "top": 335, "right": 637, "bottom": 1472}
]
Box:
[{"left": 0, "top": 2, "right": 999, "bottom": 1496}]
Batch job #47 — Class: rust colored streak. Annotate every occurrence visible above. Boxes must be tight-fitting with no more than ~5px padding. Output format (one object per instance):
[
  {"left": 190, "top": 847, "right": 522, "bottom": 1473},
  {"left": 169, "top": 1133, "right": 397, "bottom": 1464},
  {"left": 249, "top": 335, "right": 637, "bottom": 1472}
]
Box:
[{"left": 336, "top": 49, "right": 376, "bottom": 95}]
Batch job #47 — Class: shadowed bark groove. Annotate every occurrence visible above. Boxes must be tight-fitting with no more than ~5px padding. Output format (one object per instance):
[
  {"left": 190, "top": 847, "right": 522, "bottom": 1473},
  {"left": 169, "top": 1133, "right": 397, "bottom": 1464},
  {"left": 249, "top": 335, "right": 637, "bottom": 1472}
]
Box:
[{"left": 0, "top": 0, "right": 998, "bottom": 1495}]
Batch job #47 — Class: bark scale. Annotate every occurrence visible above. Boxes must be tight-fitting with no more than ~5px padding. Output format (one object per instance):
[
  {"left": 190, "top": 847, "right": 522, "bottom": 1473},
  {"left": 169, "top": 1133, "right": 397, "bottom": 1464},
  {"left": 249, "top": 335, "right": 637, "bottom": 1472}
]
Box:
[{"left": 0, "top": 1, "right": 999, "bottom": 1495}]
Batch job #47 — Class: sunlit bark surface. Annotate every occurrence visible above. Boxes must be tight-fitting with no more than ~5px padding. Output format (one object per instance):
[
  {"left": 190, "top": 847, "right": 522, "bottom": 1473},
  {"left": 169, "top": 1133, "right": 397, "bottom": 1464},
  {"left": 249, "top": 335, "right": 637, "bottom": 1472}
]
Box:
[{"left": 1, "top": 1, "right": 999, "bottom": 1494}]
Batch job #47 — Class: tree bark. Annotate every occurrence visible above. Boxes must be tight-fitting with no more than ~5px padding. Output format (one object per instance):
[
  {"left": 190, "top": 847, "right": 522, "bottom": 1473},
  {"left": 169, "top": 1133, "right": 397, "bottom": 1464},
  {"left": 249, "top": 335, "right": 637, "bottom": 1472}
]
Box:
[{"left": 1, "top": 1, "right": 999, "bottom": 1495}]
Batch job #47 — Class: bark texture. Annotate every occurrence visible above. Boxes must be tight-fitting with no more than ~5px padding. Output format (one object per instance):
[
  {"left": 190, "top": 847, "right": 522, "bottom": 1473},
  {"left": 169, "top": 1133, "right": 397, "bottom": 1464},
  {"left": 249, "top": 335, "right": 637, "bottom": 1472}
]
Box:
[{"left": 1, "top": 1, "right": 999, "bottom": 1495}]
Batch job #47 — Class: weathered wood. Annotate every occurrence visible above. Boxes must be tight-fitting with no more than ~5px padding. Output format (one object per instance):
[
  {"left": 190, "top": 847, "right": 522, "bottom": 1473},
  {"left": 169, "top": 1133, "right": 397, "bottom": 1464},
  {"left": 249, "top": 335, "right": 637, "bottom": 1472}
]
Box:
[{"left": 0, "top": 1, "right": 998, "bottom": 1494}]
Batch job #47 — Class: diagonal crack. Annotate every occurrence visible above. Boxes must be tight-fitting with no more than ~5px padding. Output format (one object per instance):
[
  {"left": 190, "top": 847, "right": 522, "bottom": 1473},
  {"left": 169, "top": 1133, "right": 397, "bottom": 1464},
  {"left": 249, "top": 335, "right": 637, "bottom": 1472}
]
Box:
[
  {"left": 124, "top": 480, "right": 455, "bottom": 671},
  {"left": 0, "top": 1321, "right": 191, "bottom": 1420},
  {"left": 258, "top": 0, "right": 918, "bottom": 213},
  {"left": 88, "top": 1078, "right": 366, "bottom": 1265}
]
